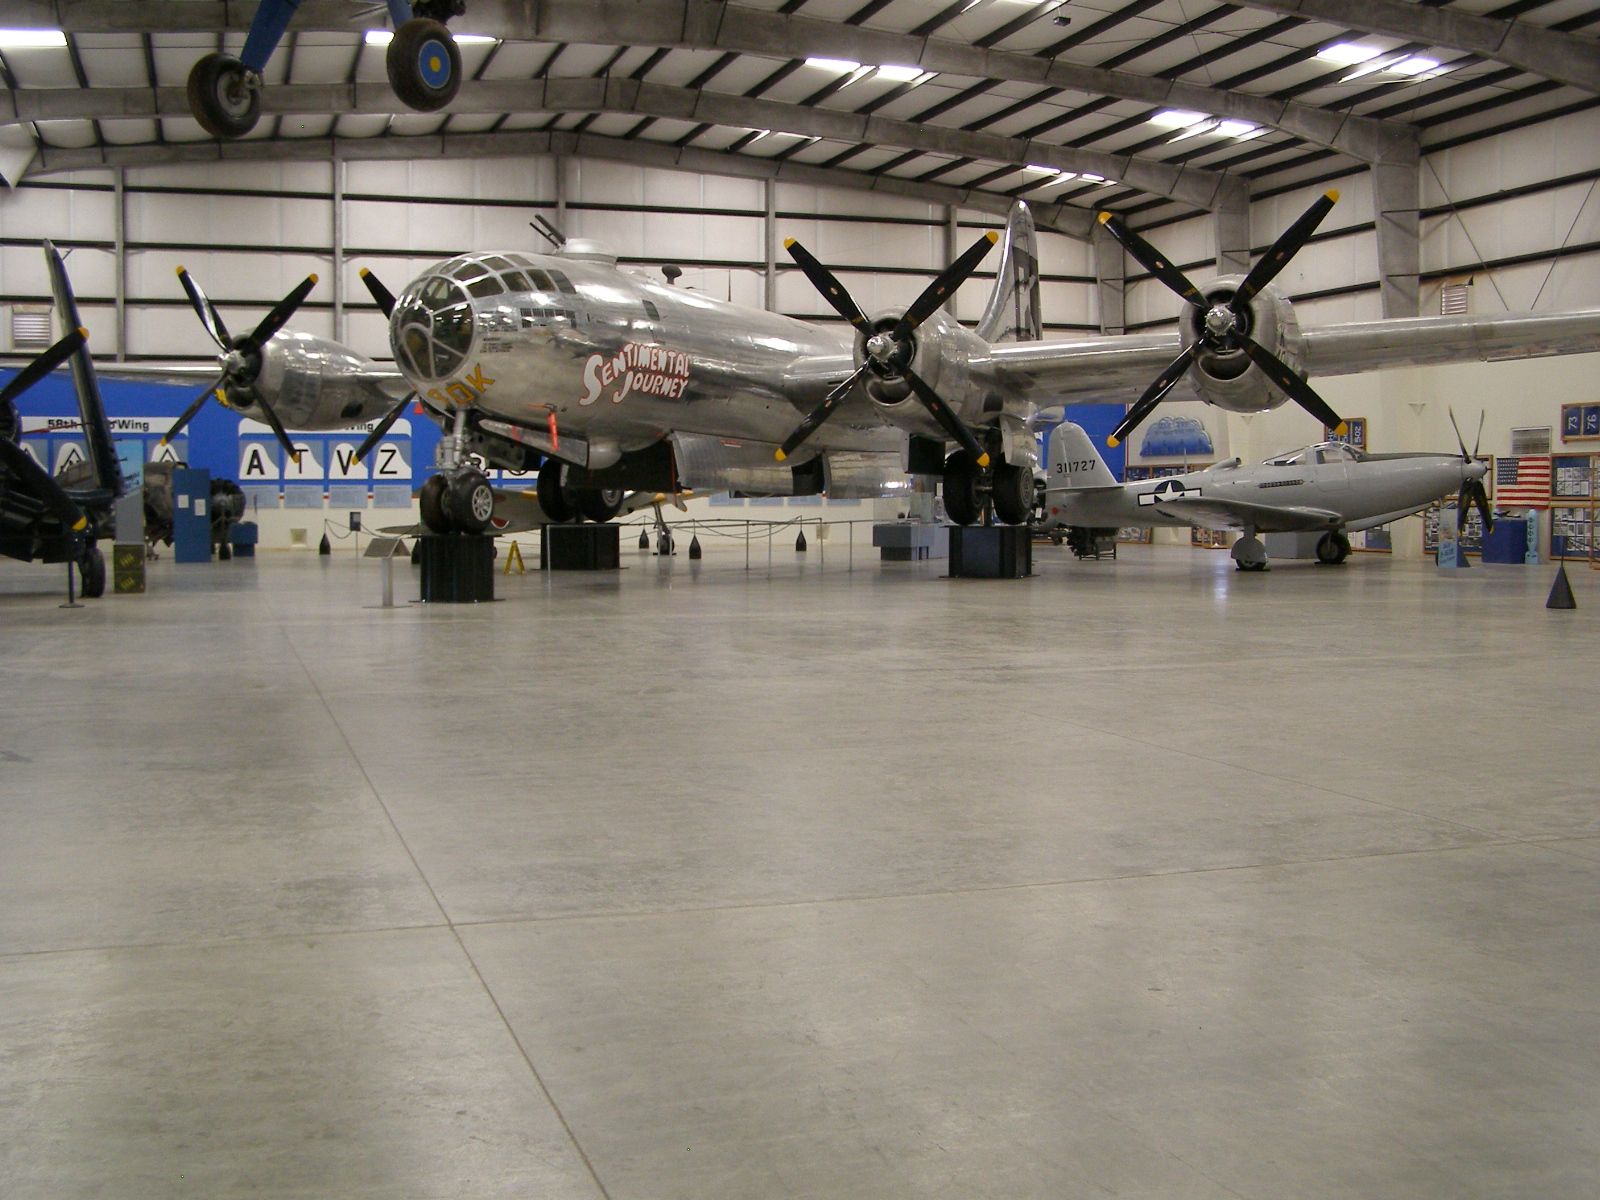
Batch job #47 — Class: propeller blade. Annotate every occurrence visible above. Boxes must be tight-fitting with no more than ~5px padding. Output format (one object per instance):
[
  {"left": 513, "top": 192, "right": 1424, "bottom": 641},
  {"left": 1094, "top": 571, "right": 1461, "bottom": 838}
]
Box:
[
  {"left": 1238, "top": 336, "right": 1346, "bottom": 434},
  {"left": 1448, "top": 405, "right": 1470, "bottom": 461},
  {"left": 1472, "top": 410, "right": 1485, "bottom": 460},
  {"left": 175, "top": 266, "right": 232, "bottom": 349},
  {"left": 783, "top": 239, "right": 873, "bottom": 334},
  {"left": 254, "top": 393, "right": 301, "bottom": 463},
  {"left": 0, "top": 326, "right": 87, "bottom": 410},
  {"left": 1469, "top": 479, "right": 1494, "bottom": 534},
  {"left": 1097, "top": 211, "right": 1205, "bottom": 307},
  {"left": 1232, "top": 190, "right": 1338, "bottom": 311},
  {"left": 352, "top": 394, "right": 413, "bottom": 465},
  {"left": 775, "top": 362, "right": 872, "bottom": 462},
  {"left": 359, "top": 267, "right": 397, "bottom": 318},
  {"left": 895, "top": 230, "right": 1000, "bottom": 338},
  {"left": 901, "top": 366, "right": 989, "bottom": 468},
  {"left": 248, "top": 273, "right": 319, "bottom": 346},
  {"left": 1107, "top": 342, "right": 1199, "bottom": 449},
  {"left": 162, "top": 372, "right": 228, "bottom": 444},
  {"left": 0, "top": 436, "right": 88, "bottom": 531}
]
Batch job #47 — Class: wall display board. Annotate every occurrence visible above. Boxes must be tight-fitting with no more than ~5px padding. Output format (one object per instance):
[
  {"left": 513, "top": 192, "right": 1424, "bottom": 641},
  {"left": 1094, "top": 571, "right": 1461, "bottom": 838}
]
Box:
[
  {"left": 1324, "top": 417, "right": 1368, "bottom": 450},
  {"left": 1551, "top": 453, "right": 1599, "bottom": 562},
  {"left": 1560, "top": 403, "right": 1600, "bottom": 443}
]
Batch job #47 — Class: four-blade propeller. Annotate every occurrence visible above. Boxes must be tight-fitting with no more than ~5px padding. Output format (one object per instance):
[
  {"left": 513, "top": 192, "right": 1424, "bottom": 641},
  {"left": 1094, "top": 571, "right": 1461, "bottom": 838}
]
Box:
[
  {"left": 163, "top": 266, "right": 318, "bottom": 461},
  {"left": 1448, "top": 406, "right": 1494, "bottom": 535},
  {"left": 350, "top": 267, "right": 418, "bottom": 465},
  {"left": 1098, "top": 190, "right": 1345, "bottom": 448},
  {"left": 776, "top": 231, "right": 999, "bottom": 467},
  {"left": 0, "top": 325, "right": 93, "bottom": 531}
]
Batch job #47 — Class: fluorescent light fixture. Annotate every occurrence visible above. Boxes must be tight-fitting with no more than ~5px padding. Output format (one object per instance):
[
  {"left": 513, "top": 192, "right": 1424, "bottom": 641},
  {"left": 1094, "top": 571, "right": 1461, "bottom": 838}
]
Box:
[
  {"left": 1078, "top": 173, "right": 1115, "bottom": 185},
  {"left": 1217, "top": 119, "right": 1266, "bottom": 141},
  {"left": 365, "top": 30, "right": 494, "bottom": 45},
  {"left": 1036, "top": 172, "right": 1079, "bottom": 187},
  {"left": 1390, "top": 56, "right": 1440, "bottom": 76},
  {"left": 1316, "top": 42, "right": 1384, "bottom": 66},
  {"left": 0, "top": 28, "right": 67, "bottom": 48},
  {"left": 805, "top": 57, "right": 861, "bottom": 73},
  {"left": 1025, "top": 163, "right": 1062, "bottom": 174},
  {"left": 1148, "top": 109, "right": 1210, "bottom": 130},
  {"left": 875, "top": 64, "right": 926, "bottom": 83}
]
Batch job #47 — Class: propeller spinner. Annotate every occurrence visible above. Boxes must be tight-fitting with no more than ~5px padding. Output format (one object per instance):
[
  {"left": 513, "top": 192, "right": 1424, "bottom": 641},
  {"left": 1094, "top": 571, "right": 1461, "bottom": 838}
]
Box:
[
  {"left": 776, "top": 231, "right": 1000, "bottom": 467},
  {"left": 163, "top": 267, "right": 319, "bottom": 461},
  {"left": 1098, "top": 190, "right": 1346, "bottom": 449}
]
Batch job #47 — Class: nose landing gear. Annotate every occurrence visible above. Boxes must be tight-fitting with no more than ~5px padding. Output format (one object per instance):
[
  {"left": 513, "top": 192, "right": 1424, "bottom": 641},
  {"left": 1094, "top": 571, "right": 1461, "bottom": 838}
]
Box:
[{"left": 419, "top": 467, "right": 495, "bottom": 534}]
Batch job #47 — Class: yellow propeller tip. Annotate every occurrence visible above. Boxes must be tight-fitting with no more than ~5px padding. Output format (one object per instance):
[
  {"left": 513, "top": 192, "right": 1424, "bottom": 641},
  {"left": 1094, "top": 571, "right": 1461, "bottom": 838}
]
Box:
[
  {"left": 774, "top": 449, "right": 787, "bottom": 462},
  {"left": 76, "top": 326, "right": 89, "bottom": 339},
  {"left": 783, "top": 237, "right": 796, "bottom": 249},
  {"left": 308, "top": 274, "right": 319, "bottom": 285},
  {"left": 1106, "top": 436, "right": 1120, "bottom": 449},
  {"left": 985, "top": 230, "right": 999, "bottom": 245},
  {"left": 175, "top": 265, "right": 186, "bottom": 276},
  {"left": 976, "top": 453, "right": 991, "bottom": 469},
  {"left": 71, "top": 517, "right": 88, "bottom": 532},
  {"left": 1326, "top": 188, "right": 1340, "bottom": 203},
  {"left": 1334, "top": 421, "right": 1349, "bottom": 436},
  {"left": 157, "top": 438, "right": 169, "bottom": 447},
  {"left": 1097, "top": 211, "right": 1113, "bottom": 224},
  {"left": 358, "top": 267, "right": 370, "bottom": 278}
]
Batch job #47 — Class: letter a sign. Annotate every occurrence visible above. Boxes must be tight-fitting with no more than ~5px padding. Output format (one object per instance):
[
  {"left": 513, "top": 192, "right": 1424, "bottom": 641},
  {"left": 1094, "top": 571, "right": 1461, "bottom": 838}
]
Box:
[{"left": 240, "top": 440, "right": 280, "bottom": 480}]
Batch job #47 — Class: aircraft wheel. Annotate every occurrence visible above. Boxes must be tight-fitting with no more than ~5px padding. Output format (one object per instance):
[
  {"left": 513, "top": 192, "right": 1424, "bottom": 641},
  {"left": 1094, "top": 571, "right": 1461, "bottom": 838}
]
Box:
[
  {"left": 79, "top": 544, "right": 106, "bottom": 598},
  {"left": 536, "top": 463, "right": 578, "bottom": 523},
  {"left": 575, "top": 486, "right": 625, "bottom": 523},
  {"left": 387, "top": 19, "right": 462, "bottom": 112},
  {"left": 419, "top": 474, "right": 453, "bottom": 534},
  {"left": 1231, "top": 534, "right": 1267, "bottom": 572},
  {"left": 942, "top": 450, "right": 983, "bottom": 526},
  {"left": 445, "top": 469, "right": 495, "bottom": 534},
  {"left": 991, "top": 460, "right": 1033, "bottom": 526},
  {"left": 1317, "top": 531, "right": 1351, "bottom": 565},
  {"left": 187, "top": 52, "right": 261, "bottom": 139}
]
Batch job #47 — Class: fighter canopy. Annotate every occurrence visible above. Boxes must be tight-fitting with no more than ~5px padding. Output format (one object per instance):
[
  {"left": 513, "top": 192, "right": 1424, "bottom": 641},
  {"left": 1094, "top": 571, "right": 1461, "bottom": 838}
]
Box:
[{"left": 1098, "top": 190, "right": 1347, "bottom": 448}]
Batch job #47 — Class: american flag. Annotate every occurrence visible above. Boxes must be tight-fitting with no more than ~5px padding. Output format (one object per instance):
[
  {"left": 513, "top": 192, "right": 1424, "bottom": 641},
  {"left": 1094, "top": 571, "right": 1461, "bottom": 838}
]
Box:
[{"left": 1495, "top": 455, "right": 1552, "bottom": 508}]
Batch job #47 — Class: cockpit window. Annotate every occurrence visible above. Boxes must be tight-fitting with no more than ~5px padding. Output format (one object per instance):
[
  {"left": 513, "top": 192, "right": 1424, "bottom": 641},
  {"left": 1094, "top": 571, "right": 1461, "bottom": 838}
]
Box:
[
  {"left": 482, "top": 256, "right": 516, "bottom": 273},
  {"left": 547, "top": 269, "right": 577, "bottom": 296},
  {"left": 466, "top": 275, "right": 504, "bottom": 299},
  {"left": 392, "top": 275, "right": 474, "bottom": 381},
  {"left": 501, "top": 270, "right": 530, "bottom": 292},
  {"left": 1267, "top": 450, "right": 1307, "bottom": 466}
]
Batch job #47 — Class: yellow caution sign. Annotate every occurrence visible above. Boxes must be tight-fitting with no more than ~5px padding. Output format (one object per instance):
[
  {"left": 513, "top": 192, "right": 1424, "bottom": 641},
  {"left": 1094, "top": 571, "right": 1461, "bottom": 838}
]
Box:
[{"left": 503, "top": 540, "right": 525, "bottom": 576}]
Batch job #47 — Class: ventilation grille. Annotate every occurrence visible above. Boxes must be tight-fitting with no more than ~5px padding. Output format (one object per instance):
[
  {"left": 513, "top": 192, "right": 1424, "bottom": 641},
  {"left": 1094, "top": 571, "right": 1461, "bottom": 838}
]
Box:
[
  {"left": 1512, "top": 426, "right": 1552, "bottom": 455},
  {"left": 10, "top": 306, "right": 51, "bottom": 347},
  {"left": 1440, "top": 281, "right": 1470, "bottom": 315}
]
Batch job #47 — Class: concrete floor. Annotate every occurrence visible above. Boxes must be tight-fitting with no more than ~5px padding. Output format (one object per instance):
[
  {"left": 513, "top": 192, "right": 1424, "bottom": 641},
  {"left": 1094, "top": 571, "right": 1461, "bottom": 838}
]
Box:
[{"left": 2, "top": 534, "right": 1598, "bottom": 1199}]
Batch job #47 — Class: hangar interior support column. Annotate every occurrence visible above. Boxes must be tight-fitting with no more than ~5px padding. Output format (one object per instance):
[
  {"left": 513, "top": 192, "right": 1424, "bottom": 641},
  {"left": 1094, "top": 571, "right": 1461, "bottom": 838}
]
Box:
[
  {"left": 1215, "top": 179, "right": 1252, "bottom": 279},
  {"left": 764, "top": 177, "right": 776, "bottom": 313},
  {"left": 944, "top": 206, "right": 959, "bottom": 315},
  {"left": 332, "top": 153, "right": 345, "bottom": 343},
  {"left": 113, "top": 166, "right": 125, "bottom": 360},
  {"left": 1374, "top": 157, "right": 1422, "bottom": 318},
  {"left": 1093, "top": 220, "right": 1125, "bottom": 336}
]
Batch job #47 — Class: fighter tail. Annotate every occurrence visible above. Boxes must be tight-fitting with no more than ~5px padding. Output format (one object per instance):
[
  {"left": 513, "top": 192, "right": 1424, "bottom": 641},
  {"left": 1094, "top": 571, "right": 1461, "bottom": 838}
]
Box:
[{"left": 1047, "top": 422, "right": 1118, "bottom": 490}]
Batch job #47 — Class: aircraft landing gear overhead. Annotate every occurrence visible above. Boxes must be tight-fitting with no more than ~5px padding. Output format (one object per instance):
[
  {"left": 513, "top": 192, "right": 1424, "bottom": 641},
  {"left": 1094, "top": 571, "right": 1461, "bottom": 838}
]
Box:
[
  {"left": 1317, "top": 530, "right": 1352, "bottom": 565},
  {"left": 387, "top": 17, "right": 463, "bottom": 112},
  {"left": 187, "top": 53, "right": 261, "bottom": 138}
]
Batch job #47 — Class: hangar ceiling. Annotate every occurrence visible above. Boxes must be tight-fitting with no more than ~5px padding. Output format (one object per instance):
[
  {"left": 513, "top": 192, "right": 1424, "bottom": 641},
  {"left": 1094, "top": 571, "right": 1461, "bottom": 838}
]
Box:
[{"left": 1, "top": 0, "right": 1598, "bottom": 229}]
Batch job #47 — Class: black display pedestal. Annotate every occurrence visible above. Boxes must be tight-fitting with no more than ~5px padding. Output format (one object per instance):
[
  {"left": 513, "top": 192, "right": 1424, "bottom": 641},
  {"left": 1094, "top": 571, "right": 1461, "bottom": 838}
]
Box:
[
  {"left": 949, "top": 524, "right": 1032, "bottom": 578},
  {"left": 417, "top": 533, "right": 495, "bottom": 602},
  {"left": 541, "top": 523, "right": 621, "bottom": 570}
]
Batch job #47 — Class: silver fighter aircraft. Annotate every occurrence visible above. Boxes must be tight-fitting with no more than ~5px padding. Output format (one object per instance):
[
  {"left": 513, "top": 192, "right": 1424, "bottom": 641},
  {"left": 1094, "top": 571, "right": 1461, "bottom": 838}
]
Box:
[
  {"left": 1040, "top": 419, "right": 1493, "bottom": 570},
  {"left": 68, "top": 191, "right": 1600, "bottom": 536}
]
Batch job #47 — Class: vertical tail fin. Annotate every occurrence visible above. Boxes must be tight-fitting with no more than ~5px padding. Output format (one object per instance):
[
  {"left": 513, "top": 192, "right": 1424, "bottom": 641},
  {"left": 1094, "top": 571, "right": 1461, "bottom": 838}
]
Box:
[
  {"left": 975, "top": 202, "right": 1042, "bottom": 343},
  {"left": 1047, "top": 422, "right": 1118, "bottom": 489},
  {"left": 43, "top": 240, "right": 123, "bottom": 500}
]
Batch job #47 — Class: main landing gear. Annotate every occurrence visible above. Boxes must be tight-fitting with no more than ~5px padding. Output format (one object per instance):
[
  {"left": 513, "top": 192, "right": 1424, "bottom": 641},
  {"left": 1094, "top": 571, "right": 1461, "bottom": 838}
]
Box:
[
  {"left": 187, "top": 1, "right": 465, "bottom": 139},
  {"left": 1231, "top": 531, "right": 1268, "bottom": 572},
  {"left": 535, "top": 463, "right": 624, "bottom": 525},
  {"left": 942, "top": 450, "right": 1033, "bottom": 527},
  {"left": 1316, "top": 530, "right": 1352, "bottom": 565}
]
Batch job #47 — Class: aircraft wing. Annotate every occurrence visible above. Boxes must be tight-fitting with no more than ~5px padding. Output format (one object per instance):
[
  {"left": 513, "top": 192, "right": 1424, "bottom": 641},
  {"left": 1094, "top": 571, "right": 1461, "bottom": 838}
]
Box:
[
  {"left": 1151, "top": 494, "right": 1343, "bottom": 533},
  {"left": 84, "top": 358, "right": 413, "bottom": 400},
  {"left": 986, "top": 309, "right": 1600, "bottom": 402}
]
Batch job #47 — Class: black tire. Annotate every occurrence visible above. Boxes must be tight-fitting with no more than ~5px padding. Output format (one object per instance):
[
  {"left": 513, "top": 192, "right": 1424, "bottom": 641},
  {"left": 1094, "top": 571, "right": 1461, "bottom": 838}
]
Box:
[
  {"left": 79, "top": 544, "right": 106, "bottom": 599},
  {"left": 1316, "top": 531, "right": 1351, "bottom": 565},
  {"left": 991, "top": 461, "right": 1032, "bottom": 526},
  {"left": 419, "top": 474, "right": 453, "bottom": 534},
  {"left": 386, "top": 19, "right": 462, "bottom": 112},
  {"left": 536, "top": 463, "right": 577, "bottom": 523},
  {"left": 575, "top": 486, "right": 625, "bottom": 523},
  {"left": 187, "top": 52, "right": 261, "bottom": 139},
  {"left": 943, "top": 450, "right": 983, "bottom": 526},
  {"left": 446, "top": 469, "right": 495, "bottom": 534}
]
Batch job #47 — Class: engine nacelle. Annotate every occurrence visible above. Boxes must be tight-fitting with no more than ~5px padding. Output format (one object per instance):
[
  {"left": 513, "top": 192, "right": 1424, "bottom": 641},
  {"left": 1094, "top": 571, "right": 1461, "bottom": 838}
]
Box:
[
  {"left": 1182, "top": 278, "right": 1306, "bottom": 415},
  {"left": 231, "top": 331, "right": 396, "bottom": 430},
  {"left": 857, "top": 309, "right": 988, "bottom": 430}
]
